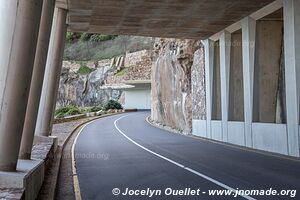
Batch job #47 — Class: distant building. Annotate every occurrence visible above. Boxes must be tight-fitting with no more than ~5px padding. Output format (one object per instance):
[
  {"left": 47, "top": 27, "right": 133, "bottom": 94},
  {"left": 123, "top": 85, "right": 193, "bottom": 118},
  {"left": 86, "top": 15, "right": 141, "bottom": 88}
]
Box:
[{"left": 101, "top": 80, "right": 151, "bottom": 110}]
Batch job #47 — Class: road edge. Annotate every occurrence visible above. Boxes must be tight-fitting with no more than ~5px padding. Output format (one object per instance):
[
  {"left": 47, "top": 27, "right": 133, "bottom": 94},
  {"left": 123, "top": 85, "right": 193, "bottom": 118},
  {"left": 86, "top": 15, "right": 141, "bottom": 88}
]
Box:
[
  {"left": 145, "top": 116, "right": 300, "bottom": 163},
  {"left": 70, "top": 112, "right": 128, "bottom": 200},
  {"left": 45, "top": 112, "right": 126, "bottom": 200}
]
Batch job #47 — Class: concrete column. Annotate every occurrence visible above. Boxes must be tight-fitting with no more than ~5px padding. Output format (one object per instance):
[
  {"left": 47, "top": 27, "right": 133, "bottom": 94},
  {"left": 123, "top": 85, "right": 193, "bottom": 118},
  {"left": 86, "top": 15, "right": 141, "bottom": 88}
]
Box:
[
  {"left": 0, "top": 0, "right": 42, "bottom": 171},
  {"left": 35, "top": 8, "right": 67, "bottom": 137},
  {"left": 219, "top": 31, "right": 231, "bottom": 142},
  {"left": 283, "top": 0, "right": 300, "bottom": 157},
  {"left": 203, "top": 39, "right": 214, "bottom": 139},
  {"left": 242, "top": 17, "right": 256, "bottom": 147},
  {"left": 19, "top": 0, "right": 56, "bottom": 160}
]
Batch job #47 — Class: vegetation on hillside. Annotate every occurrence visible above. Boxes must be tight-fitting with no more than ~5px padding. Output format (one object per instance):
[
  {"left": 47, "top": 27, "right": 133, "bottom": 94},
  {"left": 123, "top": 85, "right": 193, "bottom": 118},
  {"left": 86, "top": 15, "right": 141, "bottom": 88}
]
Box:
[
  {"left": 66, "top": 32, "right": 118, "bottom": 43},
  {"left": 55, "top": 100, "right": 123, "bottom": 118},
  {"left": 55, "top": 105, "right": 82, "bottom": 118},
  {"left": 77, "top": 63, "right": 96, "bottom": 74},
  {"left": 103, "top": 100, "right": 123, "bottom": 110},
  {"left": 115, "top": 68, "right": 128, "bottom": 76},
  {"left": 64, "top": 34, "right": 154, "bottom": 61}
]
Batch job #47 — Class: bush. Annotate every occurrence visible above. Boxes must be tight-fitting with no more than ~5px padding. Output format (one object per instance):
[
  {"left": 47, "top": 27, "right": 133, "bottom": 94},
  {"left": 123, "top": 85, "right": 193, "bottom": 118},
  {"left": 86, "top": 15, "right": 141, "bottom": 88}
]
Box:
[
  {"left": 80, "top": 32, "right": 92, "bottom": 41},
  {"left": 103, "top": 100, "right": 122, "bottom": 111},
  {"left": 90, "top": 34, "right": 117, "bottom": 42},
  {"left": 77, "top": 64, "right": 95, "bottom": 74},
  {"left": 90, "top": 106, "right": 103, "bottom": 112},
  {"left": 55, "top": 105, "right": 82, "bottom": 118},
  {"left": 66, "top": 107, "right": 81, "bottom": 116},
  {"left": 66, "top": 32, "right": 75, "bottom": 42},
  {"left": 115, "top": 68, "right": 128, "bottom": 76}
]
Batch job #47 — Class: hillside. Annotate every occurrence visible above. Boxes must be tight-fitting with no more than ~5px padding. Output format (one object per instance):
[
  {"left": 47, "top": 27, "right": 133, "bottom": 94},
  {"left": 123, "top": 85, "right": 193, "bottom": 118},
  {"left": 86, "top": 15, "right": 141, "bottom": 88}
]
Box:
[{"left": 64, "top": 34, "right": 154, "bottom": 61}]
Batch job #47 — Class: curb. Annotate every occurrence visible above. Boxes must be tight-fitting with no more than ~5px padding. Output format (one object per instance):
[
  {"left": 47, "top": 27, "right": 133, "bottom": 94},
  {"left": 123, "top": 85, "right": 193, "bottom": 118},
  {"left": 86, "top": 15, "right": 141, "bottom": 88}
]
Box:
[{"left": 145, "top": 115, "right": 190, "bottom": 135}]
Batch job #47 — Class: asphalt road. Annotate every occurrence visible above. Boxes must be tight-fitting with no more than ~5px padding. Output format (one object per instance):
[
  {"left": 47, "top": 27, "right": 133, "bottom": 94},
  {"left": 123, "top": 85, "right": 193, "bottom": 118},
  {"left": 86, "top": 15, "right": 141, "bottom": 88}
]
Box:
[{"left": 75, "top": 112, "right": 300, "bottom": 200}]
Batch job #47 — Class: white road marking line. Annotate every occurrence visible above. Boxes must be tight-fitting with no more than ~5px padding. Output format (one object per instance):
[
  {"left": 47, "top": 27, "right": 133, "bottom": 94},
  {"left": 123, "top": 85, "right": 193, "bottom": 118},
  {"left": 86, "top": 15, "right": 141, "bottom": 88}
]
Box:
[{"left": 114, "top": 115, "right": 256, "bottom": 200}]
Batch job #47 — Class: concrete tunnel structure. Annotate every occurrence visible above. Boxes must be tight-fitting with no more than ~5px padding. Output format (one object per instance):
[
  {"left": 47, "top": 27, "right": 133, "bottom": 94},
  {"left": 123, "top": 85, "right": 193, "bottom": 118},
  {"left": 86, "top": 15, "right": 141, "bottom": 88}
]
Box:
[{"left": 0, "top": 0, "right": 299, "bottom": 198}]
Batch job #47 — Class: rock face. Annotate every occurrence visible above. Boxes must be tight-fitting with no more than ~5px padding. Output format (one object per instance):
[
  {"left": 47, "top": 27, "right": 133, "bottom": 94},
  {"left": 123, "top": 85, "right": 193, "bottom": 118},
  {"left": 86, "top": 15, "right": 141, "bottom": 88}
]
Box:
[
  {"left": 151, "top": 38, "right": 200, "bottom": 133},
  {"left": 57, "top": 63, "right": 121, "bottom": 107},
  {"left": 106, "top": 50, "right": 152, "bottom": 84},
  {"left": 57, "top": 49, "right": 153, "bottom": 108},
  {"left": 192, "top": 44, "right": 206, "bottom": 120}
]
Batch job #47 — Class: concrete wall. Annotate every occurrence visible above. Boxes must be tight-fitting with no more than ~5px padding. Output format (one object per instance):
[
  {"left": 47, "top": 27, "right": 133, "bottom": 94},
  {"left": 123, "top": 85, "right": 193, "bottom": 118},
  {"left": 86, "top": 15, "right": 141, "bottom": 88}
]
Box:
[
  {"left": 192, "top": 2, "right": 300, "bottom": 157},
  {"left": 229, "top": 30, "right": 244, "bottom": 121},
  {"left": 253, "top": 20, "right": 284, "bottom": 123},
  {"left": 124, "top": 89, "right": 151, "bottom": 110},
  {"left": 212, "top": 41, "right": 222, "bottom": 120}
]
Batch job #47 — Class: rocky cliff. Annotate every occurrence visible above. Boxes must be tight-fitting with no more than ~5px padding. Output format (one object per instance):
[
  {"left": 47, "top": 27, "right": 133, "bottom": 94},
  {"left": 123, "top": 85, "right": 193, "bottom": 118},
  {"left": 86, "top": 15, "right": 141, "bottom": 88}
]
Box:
[
  {"left": 192, "top": 44, "right": 206, "bottom": 120},
  {"left": 57, "top": 61, "right": 121, "bottom": 107},
  {"left": 57, "top": 49, "right": 153, "bottom": 108},
  {"left": 151, "top": 38, "right": 201, "bottom": 133}
]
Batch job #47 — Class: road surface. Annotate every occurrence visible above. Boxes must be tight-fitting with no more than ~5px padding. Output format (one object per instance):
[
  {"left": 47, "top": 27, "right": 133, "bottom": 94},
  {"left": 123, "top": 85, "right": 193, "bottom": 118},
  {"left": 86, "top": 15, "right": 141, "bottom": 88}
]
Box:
[{"left": 74, "top": 112, "right": 300, "bottom": 200}]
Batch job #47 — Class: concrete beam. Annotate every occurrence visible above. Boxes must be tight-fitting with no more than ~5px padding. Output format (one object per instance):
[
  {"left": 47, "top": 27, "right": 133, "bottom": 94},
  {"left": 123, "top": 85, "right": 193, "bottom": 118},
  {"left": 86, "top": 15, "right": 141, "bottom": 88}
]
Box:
[
  {"left": 0, "top": 0, "right": 43, "bottom": 171},
  {"left": 283, "top": 0, "right": 300, "bottom": 157},
  {"left": 210, "top": 1, "right": 283, "bottom": 45},
  {"left": 220, "top": 31, "right": 231, "bottom": 142},
  {"left": 35, "top": 7, "right": 67, "bottom": 137},
  {"left": 242, "top": 16, "right": 256, "bottom": 148},
  {"left": 203, "top": 39, "right": 214, "bottom": 139},
  {"left": 19, "top": 0, "right": 56, "bottom": 160},
  {"left": 250, "top": 0, "right": 283, "bottom": 20},
  {"left": 66, "top": 0, "right": 274, "bottom": 39}
]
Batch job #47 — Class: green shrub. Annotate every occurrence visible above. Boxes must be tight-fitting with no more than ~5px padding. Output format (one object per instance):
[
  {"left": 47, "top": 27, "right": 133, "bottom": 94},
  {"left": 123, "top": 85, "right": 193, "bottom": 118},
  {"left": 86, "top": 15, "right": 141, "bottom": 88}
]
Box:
[
  {"left": 115, "top": 68, "right": 128, "bottom": 76},
  {"left": 80, "top": 107, "right": 90, "bottom": 113},
  {"left": 80, "top": 32, "right": 92, "bottom": 41},
  {"left": 55, "top": 112, "right": 66, "bottom": 119},
  {"left": 103, "top": 100, "right": 122, "bottom": 111},
  {"left": 90, "top": 34, "right": 117, "bottom": 42},
  {"left": 55, "top": 105, "right": 82, "bottom": 118},
  {"left": 77, "top": 64, "right": 95, "bottom": 74},
  {"left": 66, "top": 32, "right": 75, "bottom": 42},
  {"left": 90, "top": 106, "right": 103, "bottom": 112},
  {"left": 66, "top": 107, "right": 82, "bottom": 116}
]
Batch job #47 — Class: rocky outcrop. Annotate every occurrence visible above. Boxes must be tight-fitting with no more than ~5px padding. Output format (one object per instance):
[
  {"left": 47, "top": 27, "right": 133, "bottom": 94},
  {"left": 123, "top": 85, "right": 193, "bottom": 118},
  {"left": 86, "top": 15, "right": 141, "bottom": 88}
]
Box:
[
  {"left": 57, "top": 63, "right": 121, "bottom": 107},
  {"left": 106, "top": 50, "right": 152, "bottom": 84},
  {"left": 151, "top": 38, "right": 200, "bottom": 133},
  {"left": 57, "top": 49, "right": 153, "bottom": 107},
  {"left": 192, "top": 44, "right": 206, "bottom": 120}
]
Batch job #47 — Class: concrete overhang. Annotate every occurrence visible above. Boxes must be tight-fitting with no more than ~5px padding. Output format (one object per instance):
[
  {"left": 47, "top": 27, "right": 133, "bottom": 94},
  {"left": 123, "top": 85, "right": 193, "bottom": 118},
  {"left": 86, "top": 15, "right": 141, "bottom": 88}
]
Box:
[
  {"left": 63, "top": 0, "right": 276, "bottom": 39},
  {"left": 123, "top": 80, "right": 151, "bottom": 90},
  {"left": 101, "top": 80, "right": 151, "bottom": 91}
]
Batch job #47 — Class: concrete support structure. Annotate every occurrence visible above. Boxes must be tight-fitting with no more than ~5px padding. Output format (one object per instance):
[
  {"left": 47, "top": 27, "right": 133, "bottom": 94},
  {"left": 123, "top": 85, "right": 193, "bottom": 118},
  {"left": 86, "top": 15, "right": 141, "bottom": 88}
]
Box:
[
  {"left": 219, "top": 31, "right": 231, "bottom": 142},
  {"left": 35, "top": 8, "right": 68, "bottom": 137},
  {"left": 203, "top": 39, "right": 214, "bottom": 139},
  {"left": 241, "top": 17, "right": 256, "bottom": 148},
  {"left": 192, "top": 1, "right": 300, "bottom": 157},
  {"left": 283, "top": 0, "right": 300, "bottom": 156},
  {"left": 0, "top": 0, "right": 43, "bottom": 171},
  {"left": 19, "top": 0, "right": 56, "bottom": 160}
]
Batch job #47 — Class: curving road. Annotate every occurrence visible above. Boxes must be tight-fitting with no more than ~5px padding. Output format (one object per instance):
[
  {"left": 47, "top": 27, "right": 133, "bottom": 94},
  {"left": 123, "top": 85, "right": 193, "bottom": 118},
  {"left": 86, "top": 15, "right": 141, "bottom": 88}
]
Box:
[{"left": 74, "top": 112, "right": 300, "bottom": 200}]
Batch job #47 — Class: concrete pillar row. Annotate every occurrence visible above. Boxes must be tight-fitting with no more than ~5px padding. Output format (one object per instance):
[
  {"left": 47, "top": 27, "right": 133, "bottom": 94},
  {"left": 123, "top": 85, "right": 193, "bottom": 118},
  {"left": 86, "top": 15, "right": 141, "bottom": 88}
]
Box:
[
  {"left": 241, "top": 16, "right": 256, "bottom": 148},
  {"left": 283, "top": 0, "right": 300, "bottom": 157},
  {"left": 0, "top": 0, "right": 43, "bottom": 171},
  {"left": 203, "top": 39, "right": 215, "bottom": 139},
  {"left": 219, "top": 31, "right": 231, "bottom": 142},
  {"left": 19, "top": 0, "right": 56, "bottom": 160},
  {"left": 35, "top": 7, "right": 68, "bottom": 137}
]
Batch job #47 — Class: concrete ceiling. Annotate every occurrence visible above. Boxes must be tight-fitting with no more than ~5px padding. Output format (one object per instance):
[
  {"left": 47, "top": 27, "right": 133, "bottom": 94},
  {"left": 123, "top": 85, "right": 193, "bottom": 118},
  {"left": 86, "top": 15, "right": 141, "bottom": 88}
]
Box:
[{"left": 60, "top": 0, "right": 275, "bottom": 39}]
